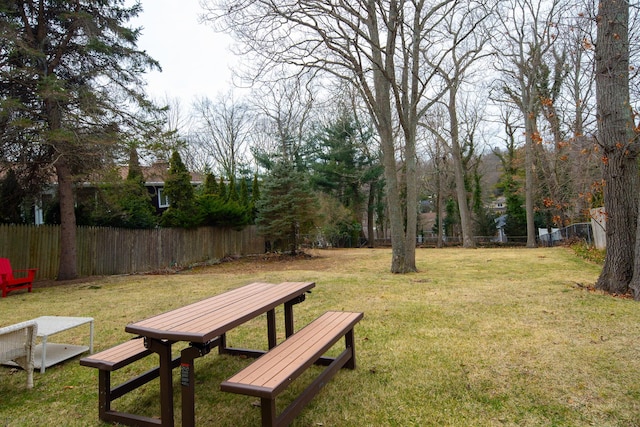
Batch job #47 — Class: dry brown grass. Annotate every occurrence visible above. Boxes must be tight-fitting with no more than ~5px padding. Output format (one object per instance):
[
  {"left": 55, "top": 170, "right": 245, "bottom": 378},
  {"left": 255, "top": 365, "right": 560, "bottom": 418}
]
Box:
[{"left": 2, "top": 247, "right": 639, "bottom": 426}]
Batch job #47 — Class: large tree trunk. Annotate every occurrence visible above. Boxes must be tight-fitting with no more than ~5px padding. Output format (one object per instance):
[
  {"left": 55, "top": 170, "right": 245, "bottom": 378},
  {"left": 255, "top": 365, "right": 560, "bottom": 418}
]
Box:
[
  {"left": 448, "top": 90, "right": 475, "bottom": 248},
  {"left": 55, "top": 158, "right": 78, "bottom": 280},
  {"left": 524, "top": 112, "right": 538, "bottom": 248},
  {"left": 599, "top": 154, "right": 637, "bottom": 293},
  {"left": 595, "top": 0, "right": 637, "bottom": 295},
  {"left": 46, "top": 96, "right": 78, "bottom": 281},
  {"left": 375, "top": 79, "right": 412, "bottom": 271},
  {"left": 436, "top": 156, "right": 445, "bottom": 249},
  {"left": 367, "top": 183, "right": 376, "bottom": 248},
  {"left": 404, "top": 134, "right": 417, "bottom": 271},
  {"left": 368, "top": 1, "right": 415, "bottom": 273},
  {"left": 380, "top": 126, "right": 412, "bottom": 273}
]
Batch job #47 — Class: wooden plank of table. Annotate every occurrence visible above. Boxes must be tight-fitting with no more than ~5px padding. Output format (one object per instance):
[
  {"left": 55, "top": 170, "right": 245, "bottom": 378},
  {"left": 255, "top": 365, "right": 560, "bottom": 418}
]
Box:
[
  {"left": 126, "top": 281, "right": 315, "bottom": 343},
  {"left": 131, "top": 282, "right": 275, "bottom": 332}
]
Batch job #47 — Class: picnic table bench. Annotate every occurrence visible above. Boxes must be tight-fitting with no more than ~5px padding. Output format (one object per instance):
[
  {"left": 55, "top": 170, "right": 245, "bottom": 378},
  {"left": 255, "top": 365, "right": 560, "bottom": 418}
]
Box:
[
  {"left": 80, "top": 338, "right": 182, "bottom": 425},
  {"left": 221, "top": 311, "right": 363, "bottom": 427}
]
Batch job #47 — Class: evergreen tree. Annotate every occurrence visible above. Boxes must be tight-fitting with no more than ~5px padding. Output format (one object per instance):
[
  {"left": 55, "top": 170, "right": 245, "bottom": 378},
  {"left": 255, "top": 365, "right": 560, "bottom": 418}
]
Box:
[
  {"left": 471, "top": 171, "right": 496, "bottom": 238},
  {"left": 256, "top": 161, "right": 318, "bottom": 254},
  {"left": 311, "top": 114, "right": 363, "bottom": 210},
  {"left": 310, "top": 113, "right": 382, "bottom": 247},
  {"left": 494, "top": 138, "right": 527, "bottom": 240},
  {"left": 197, "top": 195, "right": 249, "bottom": 228},
  {"left": 0, "top": 169, "right": 26, "bottom": 224},
  {"left": 197, "top": 172, "right": 250, "bottom": 228},
  {"left": 250, "top": 174, "right": 260, "bottom": 222},
  {"left": 503, "top": 191, "right": 527, "bottom": 239},
  {"left": 227, "top": 175, "right": 239, "bottom": 201},
  {"left": 444, "top": 197, "right": 459, "bottom": 239},
  {"left": 119, "top": 147, "right": 156, "bottom": 228},
  {"left": 203, "top": 173, "right": 219, "bottom": 195},
  {"left": 252, "top": 174, "right": 261, "bottom": 203},
  {"left": 0, "top": 1, "right": 161, "bottom": 279},
  {"left": 161, "top": 151, "right": 198, "bottom": 228},
  {"left": 240, "top": 178, "right": 249, "bottom": 207},
  {"left": 218, "top": 177, "right": 227, "bottom": 201}
]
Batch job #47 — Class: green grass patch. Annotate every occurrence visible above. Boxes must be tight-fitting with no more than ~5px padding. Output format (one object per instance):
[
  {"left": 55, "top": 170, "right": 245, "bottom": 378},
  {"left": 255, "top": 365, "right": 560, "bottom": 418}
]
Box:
[{"left": 2, "top": 247, "right": 639, "bottom": 426}]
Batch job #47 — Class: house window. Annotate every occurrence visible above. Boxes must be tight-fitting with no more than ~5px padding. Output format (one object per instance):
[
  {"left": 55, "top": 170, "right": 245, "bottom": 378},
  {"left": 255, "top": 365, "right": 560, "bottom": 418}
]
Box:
[{"left": 158, "top": 188, "right": 170, "bottom": 208}]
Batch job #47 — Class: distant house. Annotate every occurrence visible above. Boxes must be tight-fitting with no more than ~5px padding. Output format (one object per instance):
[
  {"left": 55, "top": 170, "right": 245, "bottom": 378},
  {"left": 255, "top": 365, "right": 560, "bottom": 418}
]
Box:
[
  {"left": 118, "top": 162, "right": 203, "bottom": 215},
  {"left": 30, "top": 162, "right": 203, "bottom": 224},
  {"left": 418, "top": 212, "right": 437, "bottom": 240},
  {"left": 488, "top": 196, "right": 507, "bottom": 214}
]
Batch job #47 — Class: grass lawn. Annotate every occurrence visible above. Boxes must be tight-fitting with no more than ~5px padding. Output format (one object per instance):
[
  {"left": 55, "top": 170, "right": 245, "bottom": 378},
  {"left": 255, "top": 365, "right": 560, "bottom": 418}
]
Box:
[{"left": 1, "top": 247, "right": 638, "bottom": 426}]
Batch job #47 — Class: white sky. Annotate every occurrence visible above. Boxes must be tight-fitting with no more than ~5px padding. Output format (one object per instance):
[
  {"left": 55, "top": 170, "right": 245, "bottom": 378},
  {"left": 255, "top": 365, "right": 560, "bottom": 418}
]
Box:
[{"left": 131, "top": 0, "right": 237, "bottom": 105}]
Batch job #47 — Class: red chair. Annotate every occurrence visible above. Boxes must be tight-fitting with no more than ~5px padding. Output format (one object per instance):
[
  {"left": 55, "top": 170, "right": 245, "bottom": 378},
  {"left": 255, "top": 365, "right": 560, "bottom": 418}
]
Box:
[{"left": 0, "top": 258, "right": 37, "bottom": 298}]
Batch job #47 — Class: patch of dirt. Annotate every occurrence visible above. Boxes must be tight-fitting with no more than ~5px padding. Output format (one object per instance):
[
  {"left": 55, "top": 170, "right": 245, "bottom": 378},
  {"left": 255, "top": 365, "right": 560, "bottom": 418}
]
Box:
[
  {"left": 31, "top": 251, "right": 340, "bottom": 287},
  {"left": 33, "top": 276, "right": 105, "bottom": 289},
  {"left": 184, "top": 251, "right": 337, "bottom": 274}
]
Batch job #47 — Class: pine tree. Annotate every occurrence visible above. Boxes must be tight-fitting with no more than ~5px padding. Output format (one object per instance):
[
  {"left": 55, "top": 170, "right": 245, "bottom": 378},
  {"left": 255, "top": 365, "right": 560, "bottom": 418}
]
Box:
[
  {"left": 0, "top": 169, "right": 26, "bottom": 224},
  {"left": 240, "top": 178, "right": 249, "bottom": 207},
  {"left": 252, "top": 174, "right": 261, "bottom": 203},
  {"left": 250, "top": 174, "right": 261, "bottom": 222},
  {"left": 203, "top": 173, "right": 219, "bottom": 196},
  {"left": 218, "top": 177, "right": 227, "bottom": 201},
  {"left": 0, "top": 1, "right": 161, "bottom": 279},
  {"left": 227, "top": 175, "right": 239, "bottom": 201},
  {"left": 119, "top": 147, "right": 156, "bottom": 228},
  {"left": 255, "top": 161, "right": 318, "bottom": 254},
  {"left": 161, "top": 151, "right": 198, "bottom": 228}
]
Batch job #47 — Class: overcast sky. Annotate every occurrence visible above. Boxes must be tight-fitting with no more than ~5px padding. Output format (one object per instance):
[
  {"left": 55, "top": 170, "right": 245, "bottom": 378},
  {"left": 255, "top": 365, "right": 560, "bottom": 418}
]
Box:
[{"left": 131, "top": 0, "right": 236, "bottom": 106}]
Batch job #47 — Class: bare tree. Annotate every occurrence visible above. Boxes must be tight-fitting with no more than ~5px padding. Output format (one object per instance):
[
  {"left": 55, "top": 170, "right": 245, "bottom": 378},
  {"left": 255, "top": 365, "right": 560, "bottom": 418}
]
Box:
[
  {"left": 190, "top": 92, "right": 251, "bottom": 178},
  {"left": 423, "top": 1, "right": 494, "bottom": 248},
  {"left": 203, "top": 0, "right": 464, "bottom": 272},
  {"left": 249, "top": 75, "right": 317, "bottom": 169},
  {"left": 151, "top": 96, "right": 191, "bottom": 165},
  {"left": 419, "top": 106, "right": 451, "bottom": 247},
  {"left": 492, "top": 0, "right": 566, "bottom": 247}
]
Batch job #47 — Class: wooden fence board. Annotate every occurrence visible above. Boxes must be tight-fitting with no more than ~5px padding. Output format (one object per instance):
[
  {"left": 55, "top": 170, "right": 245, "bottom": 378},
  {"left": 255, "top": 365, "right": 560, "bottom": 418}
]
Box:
[{"left": 0, "top": 224, "right": 264, "bottom": 280}]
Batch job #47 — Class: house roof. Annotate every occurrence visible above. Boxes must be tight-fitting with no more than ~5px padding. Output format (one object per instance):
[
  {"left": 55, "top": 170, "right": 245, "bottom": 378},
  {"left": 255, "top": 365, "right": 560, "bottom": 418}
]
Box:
[
  {"left": 2, "top": 161, "right": 203, "bottom": 188},
  {"left": 118, "top": 162, "right": 203, "bottom": 185}
]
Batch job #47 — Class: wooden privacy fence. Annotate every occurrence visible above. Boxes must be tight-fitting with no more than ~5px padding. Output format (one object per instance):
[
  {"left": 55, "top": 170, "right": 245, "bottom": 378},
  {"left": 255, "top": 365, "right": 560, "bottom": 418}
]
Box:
[{"left": 0, "top": 224, "right": 265, "bottom": 280}]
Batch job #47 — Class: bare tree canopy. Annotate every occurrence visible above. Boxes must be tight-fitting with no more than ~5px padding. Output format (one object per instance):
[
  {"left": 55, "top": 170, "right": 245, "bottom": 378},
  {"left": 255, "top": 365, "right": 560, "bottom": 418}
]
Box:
[
  {"left": 190, "top": 92, "right": 251, "bottom": 178},
  {"left": 204, "top": 0, "right": 494, "bottom": 272}
]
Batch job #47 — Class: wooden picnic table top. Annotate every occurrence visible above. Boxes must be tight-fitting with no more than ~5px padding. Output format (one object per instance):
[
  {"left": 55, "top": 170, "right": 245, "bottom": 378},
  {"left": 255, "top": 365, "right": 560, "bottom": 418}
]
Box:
[{"left": 125, "top": 281, "right": 315, "bottom": 344}]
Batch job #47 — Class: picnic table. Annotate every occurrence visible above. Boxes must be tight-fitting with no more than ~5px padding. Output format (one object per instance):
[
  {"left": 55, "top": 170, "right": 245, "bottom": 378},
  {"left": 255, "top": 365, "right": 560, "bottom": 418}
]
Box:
[{"left": 123, "top": 281, "right": 315, "bottom": 427}]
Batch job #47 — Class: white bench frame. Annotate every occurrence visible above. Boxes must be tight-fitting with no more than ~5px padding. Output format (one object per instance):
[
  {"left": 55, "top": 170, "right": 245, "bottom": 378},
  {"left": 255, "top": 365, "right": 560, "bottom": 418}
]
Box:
[{"left": 0, "top": 321, "right": 38, "bottom": 388}]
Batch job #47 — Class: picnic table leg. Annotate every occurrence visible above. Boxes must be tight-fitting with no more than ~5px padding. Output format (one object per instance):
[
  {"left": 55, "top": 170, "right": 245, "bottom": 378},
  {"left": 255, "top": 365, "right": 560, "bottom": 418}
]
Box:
[
  {"left": 147, "top": 339, "right": 175, "bottom": 427},
  {"left": 218, "top": 333, "right": 227, "bottom": 354},
  {"left": 267, "top": 309, "right": 277, "bottom": 349},
  {"left": 98, "top": 370, "right": 111, "bottom": 420},
  {"left": 283, "top": 293, "right": 306, "bottom": 338},
  {"left": 284, "top": 301, "right": 295, "bottom": 337},
  {"left": 345, "top": 328, "right": 357, "bottom": 370},
  {"left": 180, "top": 346, "right": 202, "bottom": 427}
]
